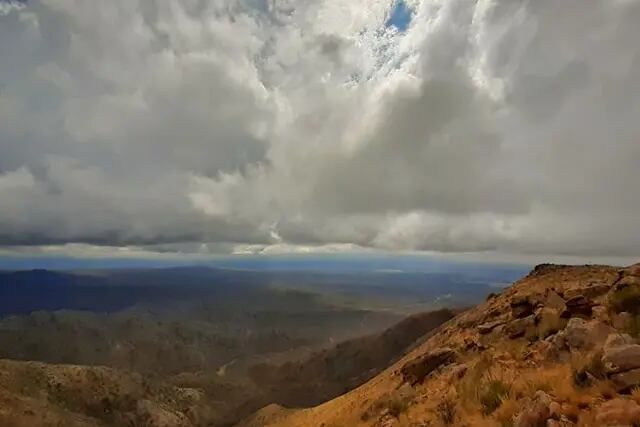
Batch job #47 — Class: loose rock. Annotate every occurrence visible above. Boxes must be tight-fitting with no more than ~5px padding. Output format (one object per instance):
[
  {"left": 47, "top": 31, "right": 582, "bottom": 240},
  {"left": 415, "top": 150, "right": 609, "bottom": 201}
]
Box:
[
  {"left": 506, "top": 315, "right": 536, "bottom": 339},
  {"left": 563, "top": 318, "right": 613, "bottom": 351},
  {"left": 514, "top": 391, "right": 552, "bottom": 427},
  {"left": 511, "top": 296, "right": 535, "bottom": 319},
  {"left": 595, "top": 398, "right": 640, "bottom": 426},
  {"left": 401, "top": 348, "right": 457, "bottom": 386},
  {"left": 610, "top": 368, "right": 640, "bottom": 392},
  {"left": 602, "top": 344, "right": 640, "bottom": 373}
]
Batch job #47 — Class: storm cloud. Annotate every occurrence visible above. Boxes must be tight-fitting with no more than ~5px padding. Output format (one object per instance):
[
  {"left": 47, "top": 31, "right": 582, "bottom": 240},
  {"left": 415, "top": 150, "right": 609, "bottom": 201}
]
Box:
[{"left": 0, "top": 0, "right": 639, "bottom": 258}]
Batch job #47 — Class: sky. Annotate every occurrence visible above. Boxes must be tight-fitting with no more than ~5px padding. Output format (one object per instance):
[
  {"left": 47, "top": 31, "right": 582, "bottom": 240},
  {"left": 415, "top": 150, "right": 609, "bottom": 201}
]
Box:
[{"left": 0, "top": 0, "right": 639, "bottom": 265}]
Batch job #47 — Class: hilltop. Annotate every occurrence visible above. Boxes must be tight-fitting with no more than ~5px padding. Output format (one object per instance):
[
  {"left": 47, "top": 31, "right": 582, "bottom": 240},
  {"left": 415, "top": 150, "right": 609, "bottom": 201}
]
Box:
[{"left": 238, "top": 263, "right": 640, "bottom": 427}]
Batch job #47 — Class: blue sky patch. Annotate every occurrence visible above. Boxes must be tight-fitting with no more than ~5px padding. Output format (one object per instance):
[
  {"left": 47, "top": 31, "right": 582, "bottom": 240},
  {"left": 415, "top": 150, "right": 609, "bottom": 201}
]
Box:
[{"left": 385, "top": 1, "right": 412, "bottom": 32}]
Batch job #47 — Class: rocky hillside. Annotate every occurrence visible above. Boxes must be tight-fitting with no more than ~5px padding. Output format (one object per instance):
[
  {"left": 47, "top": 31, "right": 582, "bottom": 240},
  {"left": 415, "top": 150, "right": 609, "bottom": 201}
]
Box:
[{"left": 238, "top": 263, "right": 640, "bottom": 427}]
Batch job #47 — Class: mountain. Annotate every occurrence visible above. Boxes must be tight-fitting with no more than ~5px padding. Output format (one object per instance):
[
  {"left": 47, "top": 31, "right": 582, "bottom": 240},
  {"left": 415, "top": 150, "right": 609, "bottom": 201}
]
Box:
[
  {"left": 238, "top": 263, "right": 640, "bottom": 427},
  {"left": 248, "top": 309, "right": 457, "bottom": 408},
  {"left": 3, "top": 263, "right": 639, "bottom": 426}
]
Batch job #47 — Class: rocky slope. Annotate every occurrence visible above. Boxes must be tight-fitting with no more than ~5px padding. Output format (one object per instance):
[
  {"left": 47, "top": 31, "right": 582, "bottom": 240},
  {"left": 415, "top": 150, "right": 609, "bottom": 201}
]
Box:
[{"left": 238, "top": 263, "right": 640, "bottom": 427}]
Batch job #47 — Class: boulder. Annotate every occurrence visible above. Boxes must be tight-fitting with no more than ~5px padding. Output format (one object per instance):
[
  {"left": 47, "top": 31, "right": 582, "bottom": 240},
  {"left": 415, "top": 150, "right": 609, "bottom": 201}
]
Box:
[
  {"left": 506, "top": 315, "right": 536, "bottom": 339},
  {"left": 513, "top": 391, "right": 552, "bottom": 427},
  {"left": 546, "top": 419, "right": 574, "bottom": 427},
  {"left": 564, "top": 283, "right": 610, "bottom": 300},
  {"left": 511, "top": 296, "right": 535, "bottom": 319},
  {"left": 563, "top": 318, "right": 614, "bottom": 351},
  {"left": 610, "top": 368, "right": 640, "bottom": 392},
  {"left": 595, "top": 398, "right": 640, "bottom": 426},
  {"left": 535, "top": 308, "right": 566, "bottom": 339},
  {"left": 545, "top": 290, "right": 567, "bottom": 312},
  {"left": 604, "top": 333, "right": 636, "bottom": 350},
  {"left": 591, "top": 305, "right": 609, "bottom": 322},
  {"left": 477, "top": 320, "right": 505, "bottom": 335},
  {"left": 563, "top": 295, "right": 593, "bottom": 318},
  {"left": 627, "top": 263, "right": 640, "bottom": 276},
  {"left": 602, "top": 344, "right": 640, "bottom": 373},
  {"left": 135, "top": 400, "right": 191, "bottom": 427},
  {"left": 624, "top": 262, "right": 640, "bottom": 277},
  {"left": 616, "top": 274, "right": 640, "bottom": 287},
  {"left": 401, "top": 348, "right": 457, "bottom": 386},
  {"left": 612, "top": 312, "right": 633, "bottom": 330}
]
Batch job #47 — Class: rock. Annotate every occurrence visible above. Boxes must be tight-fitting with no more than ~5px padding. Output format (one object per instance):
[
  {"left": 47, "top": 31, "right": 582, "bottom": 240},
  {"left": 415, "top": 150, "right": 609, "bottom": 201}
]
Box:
[
  {"left": 591, "top": 305, "right": 609, "bottom": 322},
  {"left": 511, "top": 296, "right": 535, "bottom": 319},
  {"left": 595, "top": 398, "right": 640, "bottom": 426},
  {"left": 135, "top": 399, "right": 190, "bottom": 427},
  {"left": 401, "top": 348, "right": 457, "bottom": 386},
  {"left": 610, "top": 368, "right": 640, "bottom": 392},
  {"left": 478, "top": 320, "right": 505, "bottom": 335},
  {"left": 377, "top": 411, "right": 398, "bottom": 427},
  {"left": 616, "top": 274, "right": 640, "bottom": 287},
  {"left": 449, "top": 363, "right": 468, "bottom": 380},
  {"left": 612, "top": 312, "right": 633, "bottom": 330},
  {"left": 536, "top": 308, "right": 566, "bottom": 339},
  {"left": 545, "top": 290, "right": 567, "bottom": 312},
  {"left": 514, "top": 391, "right": 552, "bottom": 427},
  {"left": 549, "top": 401, "right": 562, "bottom": 419},
  {"left": 564, "top": 283, "right": 610, "bottom": 300},
  {"left": 546, "top": 419, "right": 574, "bottom": 427},
  {"left": 564, "top": 295, "right": 593, "bottom": 318},
  {"left": 506, "top": 315, "right": 536, "bottom": 339},
  {"left": 563, "top": 318, "right": 613, "bottom": 351},
  {"left": 627, "top": 263, "right": 640, "bottom": 276},
  {"left": 602, "top": 344, "right": 640, "bottom": 373},
  {"left": 604, "top": 333, "right": 636, "bottom": 350}
]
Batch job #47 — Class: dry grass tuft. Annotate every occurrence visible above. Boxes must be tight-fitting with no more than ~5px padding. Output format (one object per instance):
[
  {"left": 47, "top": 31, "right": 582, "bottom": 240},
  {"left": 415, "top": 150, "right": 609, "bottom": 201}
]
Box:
[
  {"left": 436, "top": 396, "right": 456, "bottom": 425},
  {"left": 492, "top": 396, "right": 518, "bottom": 427},
  {"left": 360, "top": 389, "right": 413, "bottom": 421},
  {"left": 480, "top": 379, "right": 511, "bottom": 415},
  {"left": 571, "top": 351, "right": 607, "bottom": 388}
]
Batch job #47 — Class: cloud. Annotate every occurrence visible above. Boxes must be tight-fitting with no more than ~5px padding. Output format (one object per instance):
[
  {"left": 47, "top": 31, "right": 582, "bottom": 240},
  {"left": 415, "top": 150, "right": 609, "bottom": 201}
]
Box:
[{"left": 0, "top": 0, "right": 639, "bottom": 259}]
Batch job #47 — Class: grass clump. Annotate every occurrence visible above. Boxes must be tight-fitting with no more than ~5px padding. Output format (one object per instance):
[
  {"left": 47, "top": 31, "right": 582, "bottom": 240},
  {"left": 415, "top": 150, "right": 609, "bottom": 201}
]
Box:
[
  {"left": 480, "top": 379, "right": 511, "bottom": 415},
  {"left": 572, "top": 351, "right": 607, "bottom": 388},
  {"left": 361, "top": 389, "right": 413, "bottom": 421},
  {"left": 436, "top": 398, "right": 456, "bottom": 425}
]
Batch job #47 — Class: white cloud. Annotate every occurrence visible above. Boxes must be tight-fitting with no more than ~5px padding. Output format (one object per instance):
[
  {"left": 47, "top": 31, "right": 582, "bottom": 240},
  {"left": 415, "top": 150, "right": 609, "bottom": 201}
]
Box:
[{"left": 0, "top": 0, "right": 639, "bottom": 259}]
